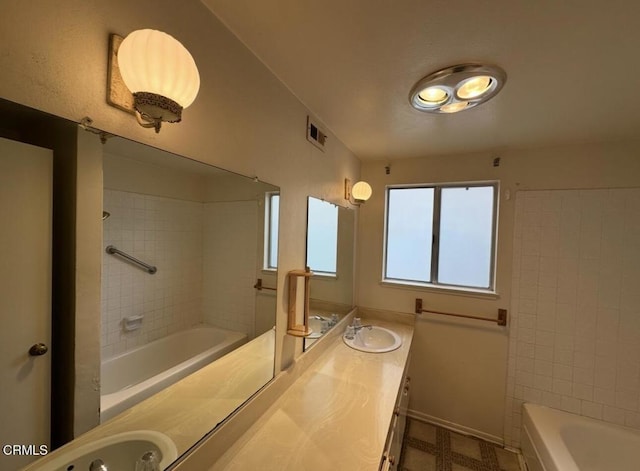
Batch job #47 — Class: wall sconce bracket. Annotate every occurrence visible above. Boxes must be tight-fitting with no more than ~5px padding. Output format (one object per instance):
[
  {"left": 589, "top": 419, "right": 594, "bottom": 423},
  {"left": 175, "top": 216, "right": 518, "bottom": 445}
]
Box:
[{"left": 107, "top": 34, "right": 135, "bottom": 115}]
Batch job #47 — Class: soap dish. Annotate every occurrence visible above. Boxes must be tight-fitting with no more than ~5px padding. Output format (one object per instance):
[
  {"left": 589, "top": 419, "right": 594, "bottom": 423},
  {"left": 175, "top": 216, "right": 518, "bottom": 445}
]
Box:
[{"left": 123, "top": 315, "right": 144, "bottom": 332}]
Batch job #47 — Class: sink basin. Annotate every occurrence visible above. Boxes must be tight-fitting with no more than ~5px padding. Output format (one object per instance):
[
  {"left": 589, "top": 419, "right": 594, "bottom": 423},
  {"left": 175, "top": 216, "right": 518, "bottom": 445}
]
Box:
[
  {"left": 308, "top": 315, "right": 330, "bottom": 339},
  {"left": 343, "top": 326, "right": 402, "bottom": 353},
  {"left": 33, "top": 430, "right": 178, "bottom": 471}
]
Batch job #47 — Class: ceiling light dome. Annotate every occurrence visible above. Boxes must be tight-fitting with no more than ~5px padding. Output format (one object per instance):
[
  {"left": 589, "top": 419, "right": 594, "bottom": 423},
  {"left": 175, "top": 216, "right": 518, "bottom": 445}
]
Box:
[
  {"left": 409, "top": 64, "right": 506, "bottom": 114},
  {"left": 456, "top": 76, "right": 493, "bottom": 100},
  {"left": 417, "top": 86, "right": 449, "bottom": 105},
  {"left": 440, "top": 101, "right": 469, "bottom": 113}
]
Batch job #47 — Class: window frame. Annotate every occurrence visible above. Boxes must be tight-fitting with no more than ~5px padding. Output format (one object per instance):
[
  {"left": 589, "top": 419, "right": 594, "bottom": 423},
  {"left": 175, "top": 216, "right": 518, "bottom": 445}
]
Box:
[
  {"left": 263, "top": 191, "right": 280, "bottom": 270},
  {"left": 382, "top": 180, "right": 499, "bottom": 293}
]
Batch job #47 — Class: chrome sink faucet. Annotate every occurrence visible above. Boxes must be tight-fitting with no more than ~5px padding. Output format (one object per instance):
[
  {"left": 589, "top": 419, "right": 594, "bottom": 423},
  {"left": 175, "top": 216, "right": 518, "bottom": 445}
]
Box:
[
  {"left": 353, "top": 317, "right": 373, "bottom": 331},
  {"left": 354, "top": 324, "right": 373, "bottom": 332},
  {"left": 89, "top": 459, "right": 108, "bottom": 471},
  {"left": 135, "top": 451, "right": 160, "bottom": 471},
  {"left": 345, "top": 318, "right": 372, "bottom": 339}
]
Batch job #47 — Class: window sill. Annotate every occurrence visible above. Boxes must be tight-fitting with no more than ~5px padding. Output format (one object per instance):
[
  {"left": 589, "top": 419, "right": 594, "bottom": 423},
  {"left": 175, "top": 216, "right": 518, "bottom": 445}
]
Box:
[
  {"left": 311, "top": 272, "right": 338, "bottom": 280},
  {"left": 380, "top": 279, "right": 500, "bottom": 300}
]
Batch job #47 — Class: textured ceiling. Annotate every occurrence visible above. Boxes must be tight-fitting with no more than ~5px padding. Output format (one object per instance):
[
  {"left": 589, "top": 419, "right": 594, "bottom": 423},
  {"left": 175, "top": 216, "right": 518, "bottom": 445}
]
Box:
[{"left": 202, "top": 0, "right": 640, "bottom": 160}]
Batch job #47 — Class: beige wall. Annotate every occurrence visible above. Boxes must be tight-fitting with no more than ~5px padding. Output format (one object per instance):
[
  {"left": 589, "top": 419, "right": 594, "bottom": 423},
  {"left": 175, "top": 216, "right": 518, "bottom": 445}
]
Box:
[
  {"left": 103, "top": 152, "right": 207, "bottom": 201},
  {"left": 357, "top": 140, "right": 640, "bottom": 440},
  {"left": 0, "top": 0, "right": 360, "bottom": 375},
  {"left": 204, "top": 174, "right": 275, "bottom": 203}
]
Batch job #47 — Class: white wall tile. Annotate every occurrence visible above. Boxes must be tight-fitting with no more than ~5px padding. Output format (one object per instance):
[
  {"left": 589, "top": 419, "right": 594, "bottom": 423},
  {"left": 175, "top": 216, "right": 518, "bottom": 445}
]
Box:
[
  {"left": 534, "top": 374, "right": 553, "bottom": 392},
  {"left": 102, "top": 190, "right": 204, "bottom": 357},
  {"left": 603, "top": 405, "right": 626, "bottom": 425},
  {"left": 594, "top": 388, "right": 616, "bottom": 406},
  {"left": 553, "top": 379, "right": 573, "bottom": 396},
  {"left": 541, "top": 391, "right": 562, "bottom": 409},
  {"left": 573, "top": 367, "right": 595, "bottom": 386},
  {"left": 561, "top": 396, "right": 582, "bottom": 414},
  {"left": 534, "top": 345, "right": 554, "bottom": 362},
  {"left": 553, "top": 363, "right": 573, "bottom": 381},
  {"left": 581, "top": 401, "right": 603, "bottom": 419},
  {"left": 616, "top": 390, "right": 639, "bottom": 411},
  {"left": 504, "top": 188, "right": 640, "bottom": 447}
]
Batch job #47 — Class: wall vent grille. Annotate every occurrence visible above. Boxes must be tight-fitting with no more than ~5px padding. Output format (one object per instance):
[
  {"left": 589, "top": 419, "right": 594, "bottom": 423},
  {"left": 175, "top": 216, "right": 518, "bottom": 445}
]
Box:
[{"left": 306, "top": 116, "right": 327, "bottom": 151}]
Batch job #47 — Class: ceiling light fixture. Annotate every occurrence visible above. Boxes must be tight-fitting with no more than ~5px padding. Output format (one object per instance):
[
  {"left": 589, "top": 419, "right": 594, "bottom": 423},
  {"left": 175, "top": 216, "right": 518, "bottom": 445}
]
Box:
[
  {"left": 107, "top": 29, "right": 200, "bottom": 133},
  {"left": 409, "top": 64, "right": 506, "bottom": 114}
]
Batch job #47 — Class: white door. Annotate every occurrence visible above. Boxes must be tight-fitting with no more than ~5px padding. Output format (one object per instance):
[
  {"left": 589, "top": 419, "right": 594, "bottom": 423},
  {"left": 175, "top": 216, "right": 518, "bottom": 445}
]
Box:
[{"left": 0, "top": 137, "right": 53, "bottom": 470}]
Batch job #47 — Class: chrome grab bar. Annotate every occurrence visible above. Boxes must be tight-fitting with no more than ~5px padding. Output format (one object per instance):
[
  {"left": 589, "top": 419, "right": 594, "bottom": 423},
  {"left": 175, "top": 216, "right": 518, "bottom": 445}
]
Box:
[{"left": 105, "top": 245, "right": 157, "bottom": 274}]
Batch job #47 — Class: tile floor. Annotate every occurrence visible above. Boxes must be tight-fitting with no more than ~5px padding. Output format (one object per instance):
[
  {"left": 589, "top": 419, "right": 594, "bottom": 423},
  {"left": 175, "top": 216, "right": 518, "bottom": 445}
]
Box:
[{"left": 400, "top": 418, "right": 522, "bottom": 471}]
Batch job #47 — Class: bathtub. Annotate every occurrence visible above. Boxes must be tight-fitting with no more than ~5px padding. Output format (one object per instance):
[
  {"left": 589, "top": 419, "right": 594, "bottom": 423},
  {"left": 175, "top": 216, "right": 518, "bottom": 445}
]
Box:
[
  {"left": 101, "top": 325, "right": 247, "bottom": 422},
  {"left": 521, "top": 403, "right": 640, "bottom": 471}
]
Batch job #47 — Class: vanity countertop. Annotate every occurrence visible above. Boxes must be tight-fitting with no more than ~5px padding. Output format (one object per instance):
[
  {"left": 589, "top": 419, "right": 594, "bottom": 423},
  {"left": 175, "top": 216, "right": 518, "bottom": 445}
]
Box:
[
  {"left": 209, "top": 318, "right": 414, "bottom": 470},
  {"left": 22, "top": 329, "right": 275, "bottom": 471}
]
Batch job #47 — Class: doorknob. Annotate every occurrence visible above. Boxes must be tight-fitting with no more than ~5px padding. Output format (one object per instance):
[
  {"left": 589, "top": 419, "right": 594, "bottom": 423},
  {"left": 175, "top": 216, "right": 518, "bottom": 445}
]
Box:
[{"left": 29, "top": 343, "right": 48, "bottom": 356}]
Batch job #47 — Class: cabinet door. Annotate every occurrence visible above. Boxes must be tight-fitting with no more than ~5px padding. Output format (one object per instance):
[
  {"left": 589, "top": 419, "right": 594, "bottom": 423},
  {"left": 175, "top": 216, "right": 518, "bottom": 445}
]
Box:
[
  {"left": 381, "top": 354, "right": 412, "bottom": 470},
  {"left": 381, "top": 416, "right": 398, "bottom": 471},
  {"left": 394, "top": 375, "right": 411, "bottom": 459}
]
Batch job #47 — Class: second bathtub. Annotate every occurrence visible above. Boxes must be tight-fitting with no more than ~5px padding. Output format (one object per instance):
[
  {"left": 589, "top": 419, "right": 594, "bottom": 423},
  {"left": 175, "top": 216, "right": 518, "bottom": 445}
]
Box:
[{"left": 101, "top": 325, "right": 247, "bottom": 422}]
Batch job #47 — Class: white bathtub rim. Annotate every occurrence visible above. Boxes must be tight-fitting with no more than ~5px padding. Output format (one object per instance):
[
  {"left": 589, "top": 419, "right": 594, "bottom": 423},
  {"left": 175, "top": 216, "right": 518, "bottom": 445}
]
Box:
[
  {"left": 522, "top": 402, "right": 640, "bottom": 471},
  {"left": 523, "top": 403, "right": 574, "bottom": 471},
  {"left": 102, "top": 327, "right": 245, "bottom": 397},
  {"left": 101, "top": 326, "right": 247, "bottom": 422},
  {"left": 102, "top": 324, "right": 240, "bottom": 363},
  {"left": 101, "top": 335, "right": 240, "bottom": 409}
]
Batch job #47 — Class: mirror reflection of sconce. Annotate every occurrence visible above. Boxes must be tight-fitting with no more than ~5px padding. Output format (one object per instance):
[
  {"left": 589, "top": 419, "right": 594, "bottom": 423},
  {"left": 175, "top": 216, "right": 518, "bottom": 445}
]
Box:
[
  {"left": 107, "top": 29, "right": 200, "bottom": 133},
  {"left": 344, "top": 178, "right": 372, "bottom": 205}
]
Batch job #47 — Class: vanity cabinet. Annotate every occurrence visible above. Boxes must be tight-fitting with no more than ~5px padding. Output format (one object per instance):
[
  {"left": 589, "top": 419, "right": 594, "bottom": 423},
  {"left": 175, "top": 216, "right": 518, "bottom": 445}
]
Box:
[{"left": 380, "top": 356, "right": 411, "bottom": 471}]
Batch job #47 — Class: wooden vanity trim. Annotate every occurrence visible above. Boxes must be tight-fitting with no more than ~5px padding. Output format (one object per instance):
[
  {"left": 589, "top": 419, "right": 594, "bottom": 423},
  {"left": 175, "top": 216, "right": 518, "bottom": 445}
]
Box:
[{"left": 287, "top": 268, "right": 313, "bottom": 337}]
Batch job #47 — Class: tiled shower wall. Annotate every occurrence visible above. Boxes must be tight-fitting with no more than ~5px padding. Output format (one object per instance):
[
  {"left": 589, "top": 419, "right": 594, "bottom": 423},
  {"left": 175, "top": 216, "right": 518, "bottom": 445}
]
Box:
[
  {"left": 101, "top": 190, "right": 204, "bottom": 359},
  {"left": 504, "top": 188, "right": 640, "bottom": 446},
  {"left": 202, "top": 201, "right": 258, "bottom": 338}
]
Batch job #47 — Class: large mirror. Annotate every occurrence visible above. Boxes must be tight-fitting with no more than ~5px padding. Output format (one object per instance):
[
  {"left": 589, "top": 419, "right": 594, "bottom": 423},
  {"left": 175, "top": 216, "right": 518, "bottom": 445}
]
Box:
[
  {"left": 304, "top": 197, "right": 355, "bottom": 349},
  {"left": 100, "top": 137, "right": 277, "bottom": 421},
  {"left": 0, "top": 99, "right": 278, "bottom": 471}
]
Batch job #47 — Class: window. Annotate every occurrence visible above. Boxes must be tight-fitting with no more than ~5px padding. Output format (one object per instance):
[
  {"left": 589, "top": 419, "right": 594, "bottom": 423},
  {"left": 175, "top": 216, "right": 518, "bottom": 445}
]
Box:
[
  {"left": 384, "top": 182, "right": 497, "bottom": 291},
  {"left": 264, "top": 192, "right": 279, "bottom": 269},
  {"left": 306, "top": 197, "right": 338, "bottom": 275}
]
